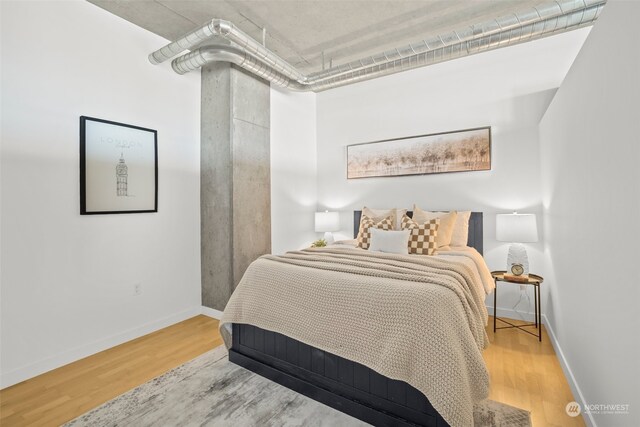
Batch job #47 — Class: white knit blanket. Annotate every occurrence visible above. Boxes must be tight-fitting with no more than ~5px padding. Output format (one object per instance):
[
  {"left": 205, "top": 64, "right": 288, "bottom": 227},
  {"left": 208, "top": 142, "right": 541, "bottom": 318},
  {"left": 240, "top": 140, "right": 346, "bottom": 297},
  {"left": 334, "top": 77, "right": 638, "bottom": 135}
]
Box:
[{"left": 220, "top": 248, "right": 490, "bottom": 427}]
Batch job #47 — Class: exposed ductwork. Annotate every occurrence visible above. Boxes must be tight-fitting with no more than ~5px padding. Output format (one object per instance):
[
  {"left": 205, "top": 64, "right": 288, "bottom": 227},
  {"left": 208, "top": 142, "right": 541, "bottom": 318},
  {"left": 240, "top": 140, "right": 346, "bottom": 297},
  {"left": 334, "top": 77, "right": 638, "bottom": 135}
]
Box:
[
  {"left": 171, "top": 45, "right": 298, "bottom": 88},
  {"left": 150, "top": 0, "right": 606, "bottom": 92},
  {"left": 149, "top": 18, "right": 305, "bottom": 83}
]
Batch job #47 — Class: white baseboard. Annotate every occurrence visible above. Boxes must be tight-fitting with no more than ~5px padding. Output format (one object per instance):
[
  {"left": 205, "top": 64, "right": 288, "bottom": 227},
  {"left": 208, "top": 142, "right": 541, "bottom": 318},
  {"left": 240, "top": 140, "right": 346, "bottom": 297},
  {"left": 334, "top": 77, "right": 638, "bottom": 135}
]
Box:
[
  {"left": 201, "top": 306, "right": 223, "bottom": 319},
  {"left": 0, "top": 306, "right": 201, "bottom": 389},
  {"left": 542, "top": 314, "right": 596, "bottom": 427}
]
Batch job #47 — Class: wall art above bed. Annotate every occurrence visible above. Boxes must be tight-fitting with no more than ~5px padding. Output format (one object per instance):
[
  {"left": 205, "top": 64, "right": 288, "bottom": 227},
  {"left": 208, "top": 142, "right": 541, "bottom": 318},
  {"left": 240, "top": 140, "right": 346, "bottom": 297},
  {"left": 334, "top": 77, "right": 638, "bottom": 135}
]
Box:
[
  {"left": 80, "top": 116, "right": 158, "bottom": 215},
  {"left": 347, "top": 126, "right": 491, "bottom": 179}
]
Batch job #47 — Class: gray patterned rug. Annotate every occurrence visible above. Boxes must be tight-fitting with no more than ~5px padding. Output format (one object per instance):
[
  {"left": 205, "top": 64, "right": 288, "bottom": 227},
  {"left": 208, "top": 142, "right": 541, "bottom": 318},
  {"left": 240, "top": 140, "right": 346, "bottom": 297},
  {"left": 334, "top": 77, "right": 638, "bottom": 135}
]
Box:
[{"left": 66, "top": 346, "right": 531, "bottom": 427}]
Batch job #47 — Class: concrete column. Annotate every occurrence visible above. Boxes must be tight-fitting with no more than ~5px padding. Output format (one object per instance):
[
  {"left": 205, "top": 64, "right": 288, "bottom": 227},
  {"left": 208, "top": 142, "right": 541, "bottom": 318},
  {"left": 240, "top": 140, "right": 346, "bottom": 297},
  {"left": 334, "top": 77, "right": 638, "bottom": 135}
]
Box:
[{"left": 201, "top": 63, "right": 271, "bottom": 311}]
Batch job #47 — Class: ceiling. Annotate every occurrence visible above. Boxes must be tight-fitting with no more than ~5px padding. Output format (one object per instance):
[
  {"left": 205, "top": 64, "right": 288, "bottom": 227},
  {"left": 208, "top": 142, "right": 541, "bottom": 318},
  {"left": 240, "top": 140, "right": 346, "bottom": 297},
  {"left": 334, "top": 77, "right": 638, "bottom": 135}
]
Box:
[{"left": 87, "top": 0, "right": 548, "bottom": 73}]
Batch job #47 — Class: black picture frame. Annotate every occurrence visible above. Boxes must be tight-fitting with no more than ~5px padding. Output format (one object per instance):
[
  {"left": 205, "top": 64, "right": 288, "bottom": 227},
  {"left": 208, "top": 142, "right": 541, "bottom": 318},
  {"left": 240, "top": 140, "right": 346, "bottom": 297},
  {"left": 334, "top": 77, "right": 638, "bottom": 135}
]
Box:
[
  {"left": 346, "top": 126, "right": 492, "bottom": 179},
  {"left": 80, "top": 116, "right": 158, "bottom": 215}
]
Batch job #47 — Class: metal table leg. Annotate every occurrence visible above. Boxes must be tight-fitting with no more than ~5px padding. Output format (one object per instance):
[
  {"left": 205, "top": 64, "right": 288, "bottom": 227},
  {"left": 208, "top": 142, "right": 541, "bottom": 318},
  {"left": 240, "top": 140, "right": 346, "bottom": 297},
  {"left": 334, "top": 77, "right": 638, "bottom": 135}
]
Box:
[
  {"left": 493, "top": 280, "right": 497, "bottom": 333},
  {"left": 537, "top": 284, "right": 542, "bottom": 342},
  {"left": 534, "top": 283, "right": 538, "bottom": 328}
]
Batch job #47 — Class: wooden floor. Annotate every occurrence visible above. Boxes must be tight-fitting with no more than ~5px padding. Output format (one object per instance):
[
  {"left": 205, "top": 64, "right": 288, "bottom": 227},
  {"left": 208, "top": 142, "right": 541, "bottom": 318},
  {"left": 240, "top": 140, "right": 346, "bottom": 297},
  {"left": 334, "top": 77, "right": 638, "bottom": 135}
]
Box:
[
  {"left": 0, "top": 315, "right": 583, "bottom": 427},
  {"left": 0, "top": 315, "right": 223, "bottom": 427},
  {"left": 484, "top": 318, "right": 584, "bottom": 427}
]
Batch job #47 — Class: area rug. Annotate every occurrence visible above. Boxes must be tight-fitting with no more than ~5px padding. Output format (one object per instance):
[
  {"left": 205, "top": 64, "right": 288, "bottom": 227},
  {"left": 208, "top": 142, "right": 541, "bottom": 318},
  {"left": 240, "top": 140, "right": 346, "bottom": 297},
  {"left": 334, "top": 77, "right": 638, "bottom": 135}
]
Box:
[{"left": 66, "top": 346, "right": 531, "bottom": 427}]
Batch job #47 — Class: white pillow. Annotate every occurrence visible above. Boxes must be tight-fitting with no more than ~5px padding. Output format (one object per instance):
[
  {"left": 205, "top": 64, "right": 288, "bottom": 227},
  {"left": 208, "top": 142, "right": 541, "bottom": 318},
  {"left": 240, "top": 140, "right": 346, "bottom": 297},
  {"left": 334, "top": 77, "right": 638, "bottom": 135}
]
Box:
[
  {"left": 450, "top": 211, "right": 471, "bottom": 247},
  {"left": 368, "top": 228, "right": 410, "bottom": 254}
]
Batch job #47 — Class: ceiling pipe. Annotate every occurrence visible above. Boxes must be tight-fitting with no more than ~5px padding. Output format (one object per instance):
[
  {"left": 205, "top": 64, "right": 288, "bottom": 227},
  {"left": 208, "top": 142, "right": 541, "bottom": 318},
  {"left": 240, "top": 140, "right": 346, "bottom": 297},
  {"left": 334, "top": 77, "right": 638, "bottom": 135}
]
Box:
[
  {"left": 148, "top": 18, "right": 305, "bottom": 83},
  {"left": 171, "top": 45, "right": 297, "bottom": 89},
  {"left": 305, "top": 0, "right": 605, "bottom": 84},
  {"left": 154, "top": 0, "right": 606, "bottom": 92}
]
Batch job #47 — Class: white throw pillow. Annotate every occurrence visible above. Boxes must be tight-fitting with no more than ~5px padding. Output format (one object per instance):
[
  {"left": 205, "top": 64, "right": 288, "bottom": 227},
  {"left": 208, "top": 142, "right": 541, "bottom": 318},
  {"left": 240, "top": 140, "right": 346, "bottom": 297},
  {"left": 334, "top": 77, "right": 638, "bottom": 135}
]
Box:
[{"left": 368, "top": 228, "right": 410, "bottom": 254}]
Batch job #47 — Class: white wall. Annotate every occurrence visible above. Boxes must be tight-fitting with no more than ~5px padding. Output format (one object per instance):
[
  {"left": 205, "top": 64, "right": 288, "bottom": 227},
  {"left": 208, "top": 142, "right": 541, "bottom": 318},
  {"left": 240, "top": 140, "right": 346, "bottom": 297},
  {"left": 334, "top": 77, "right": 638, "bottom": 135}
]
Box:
[
  {"left": 539, "top": 3, "right": 640, "bottom": 426},
  {"left": 270, "top": 88, "right": 317, "bottom": 254},
  {"left": 0, "top": 0, "right": 201, "bottom": 387},
  {"left": 316, "top": 29, "right": 589, "bottom": 313}
]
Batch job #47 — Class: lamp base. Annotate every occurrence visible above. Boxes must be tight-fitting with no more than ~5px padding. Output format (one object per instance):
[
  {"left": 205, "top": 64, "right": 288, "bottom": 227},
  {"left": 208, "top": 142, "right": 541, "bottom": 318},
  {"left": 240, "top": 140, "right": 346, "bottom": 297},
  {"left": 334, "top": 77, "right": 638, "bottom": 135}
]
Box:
[
  {"left": 323, "top": 231, "right": 335, "bottom": 244},
  {"left": 507, "top": 243, "right": 530, "bottom": 275}
]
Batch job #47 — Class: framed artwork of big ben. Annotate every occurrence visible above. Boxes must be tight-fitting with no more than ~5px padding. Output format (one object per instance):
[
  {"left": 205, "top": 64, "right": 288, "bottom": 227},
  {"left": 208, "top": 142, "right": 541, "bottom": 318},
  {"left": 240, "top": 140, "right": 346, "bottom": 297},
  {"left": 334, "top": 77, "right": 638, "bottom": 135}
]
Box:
[{"left": 80, "top": 116, "right": 158, "bottom": 215}]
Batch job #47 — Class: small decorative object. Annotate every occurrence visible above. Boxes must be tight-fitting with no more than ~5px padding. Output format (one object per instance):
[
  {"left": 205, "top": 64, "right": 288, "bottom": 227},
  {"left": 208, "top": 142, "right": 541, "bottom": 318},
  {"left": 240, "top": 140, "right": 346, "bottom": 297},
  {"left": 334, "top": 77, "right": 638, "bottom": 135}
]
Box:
[
  {"left": 80, "top": 116, "right": 158, "bottom": 214},
  {"left": 511, "top": 263, "right": 525, "bottom": 276},
  {"left": 311, "top": 239, "right": 327, "bottom": 248},
  {"left": 347, "top": 127, "right": 491, "bottom": 179},
  {"left": 496, "top": 212, "right": 538, "bottom": 275},
  {"left": 315, "top": 211, "right": 340, "bottom": 244}
]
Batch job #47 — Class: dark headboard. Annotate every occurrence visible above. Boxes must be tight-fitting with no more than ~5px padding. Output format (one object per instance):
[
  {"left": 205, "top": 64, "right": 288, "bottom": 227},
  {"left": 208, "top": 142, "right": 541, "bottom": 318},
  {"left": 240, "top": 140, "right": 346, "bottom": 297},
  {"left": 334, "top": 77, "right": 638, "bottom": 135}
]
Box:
[{"left": 353, "top": 211, "right": 483, "bottom": 255}]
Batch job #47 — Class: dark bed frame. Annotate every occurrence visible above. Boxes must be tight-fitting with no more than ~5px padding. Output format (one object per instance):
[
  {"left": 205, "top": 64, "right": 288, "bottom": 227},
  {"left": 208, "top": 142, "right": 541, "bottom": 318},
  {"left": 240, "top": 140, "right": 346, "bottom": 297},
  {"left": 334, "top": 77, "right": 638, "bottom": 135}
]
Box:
[{"left": 229, "top": 211, "right": 483, "bottom": 427}]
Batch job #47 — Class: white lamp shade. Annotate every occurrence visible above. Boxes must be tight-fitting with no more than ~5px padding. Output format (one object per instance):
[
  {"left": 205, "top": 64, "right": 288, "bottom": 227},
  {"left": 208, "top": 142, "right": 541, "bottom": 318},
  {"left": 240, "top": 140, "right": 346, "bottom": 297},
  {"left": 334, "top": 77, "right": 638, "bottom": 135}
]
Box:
[
  {"left": 315, "top": 211, "right": 340, "bottom": 232},
  {"left": 496, "top": 213, "right": 538, "bottom": 243}
]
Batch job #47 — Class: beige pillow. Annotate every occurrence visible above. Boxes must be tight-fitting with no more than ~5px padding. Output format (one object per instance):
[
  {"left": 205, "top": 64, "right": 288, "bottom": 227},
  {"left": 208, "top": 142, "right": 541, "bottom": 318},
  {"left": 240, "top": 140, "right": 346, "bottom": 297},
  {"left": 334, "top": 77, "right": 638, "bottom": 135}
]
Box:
[
  {"left": 362, "top": 207, "right": 407, "bottom": 231},
  {"left": 450, "top": 211, "right": 471, "bottom": 247},
  {"left": 412, "top": 206, "right": 458, "bottom": 249}
]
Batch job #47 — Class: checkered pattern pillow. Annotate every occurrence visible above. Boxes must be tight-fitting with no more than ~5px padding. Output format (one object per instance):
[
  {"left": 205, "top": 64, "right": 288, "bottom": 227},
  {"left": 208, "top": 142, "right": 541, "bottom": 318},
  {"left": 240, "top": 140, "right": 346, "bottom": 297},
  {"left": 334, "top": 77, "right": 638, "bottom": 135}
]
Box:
[
  {"left": 357, "top": 215, "right": 393, "bottom": 249},
  {"left": 401, "top": 214, "right": 440, "bottom": 255}
]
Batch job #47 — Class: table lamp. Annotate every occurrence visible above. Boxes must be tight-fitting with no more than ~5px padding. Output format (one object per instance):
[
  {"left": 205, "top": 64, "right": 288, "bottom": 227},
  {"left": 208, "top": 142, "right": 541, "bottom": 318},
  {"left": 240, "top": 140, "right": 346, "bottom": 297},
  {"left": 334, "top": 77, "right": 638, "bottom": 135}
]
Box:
[
  {"left": 315, "top": 211, "right": 340, "bottom": 244},
  {"left": 496, "top": 212, "right": 538, "bottom": 275}
]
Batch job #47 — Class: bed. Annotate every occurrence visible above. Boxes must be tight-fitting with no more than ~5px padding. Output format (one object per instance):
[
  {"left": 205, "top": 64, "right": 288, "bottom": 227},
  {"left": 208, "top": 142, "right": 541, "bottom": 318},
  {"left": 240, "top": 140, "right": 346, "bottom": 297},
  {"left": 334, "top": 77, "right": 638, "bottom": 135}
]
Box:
[{"left": 221, "top": 211, "right": 492, "bottom": 427}]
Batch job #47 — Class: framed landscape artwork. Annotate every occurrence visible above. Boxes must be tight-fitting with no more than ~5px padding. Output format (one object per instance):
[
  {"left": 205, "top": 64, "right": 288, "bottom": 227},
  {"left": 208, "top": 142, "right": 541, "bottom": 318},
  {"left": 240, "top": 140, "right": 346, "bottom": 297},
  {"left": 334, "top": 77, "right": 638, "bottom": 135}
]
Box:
[
  {"left": 347, "top": 126, "right": 491, "bottom": 179},
  {"left": 80, "top": 116, "right": 158, "bottom": 214}
]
